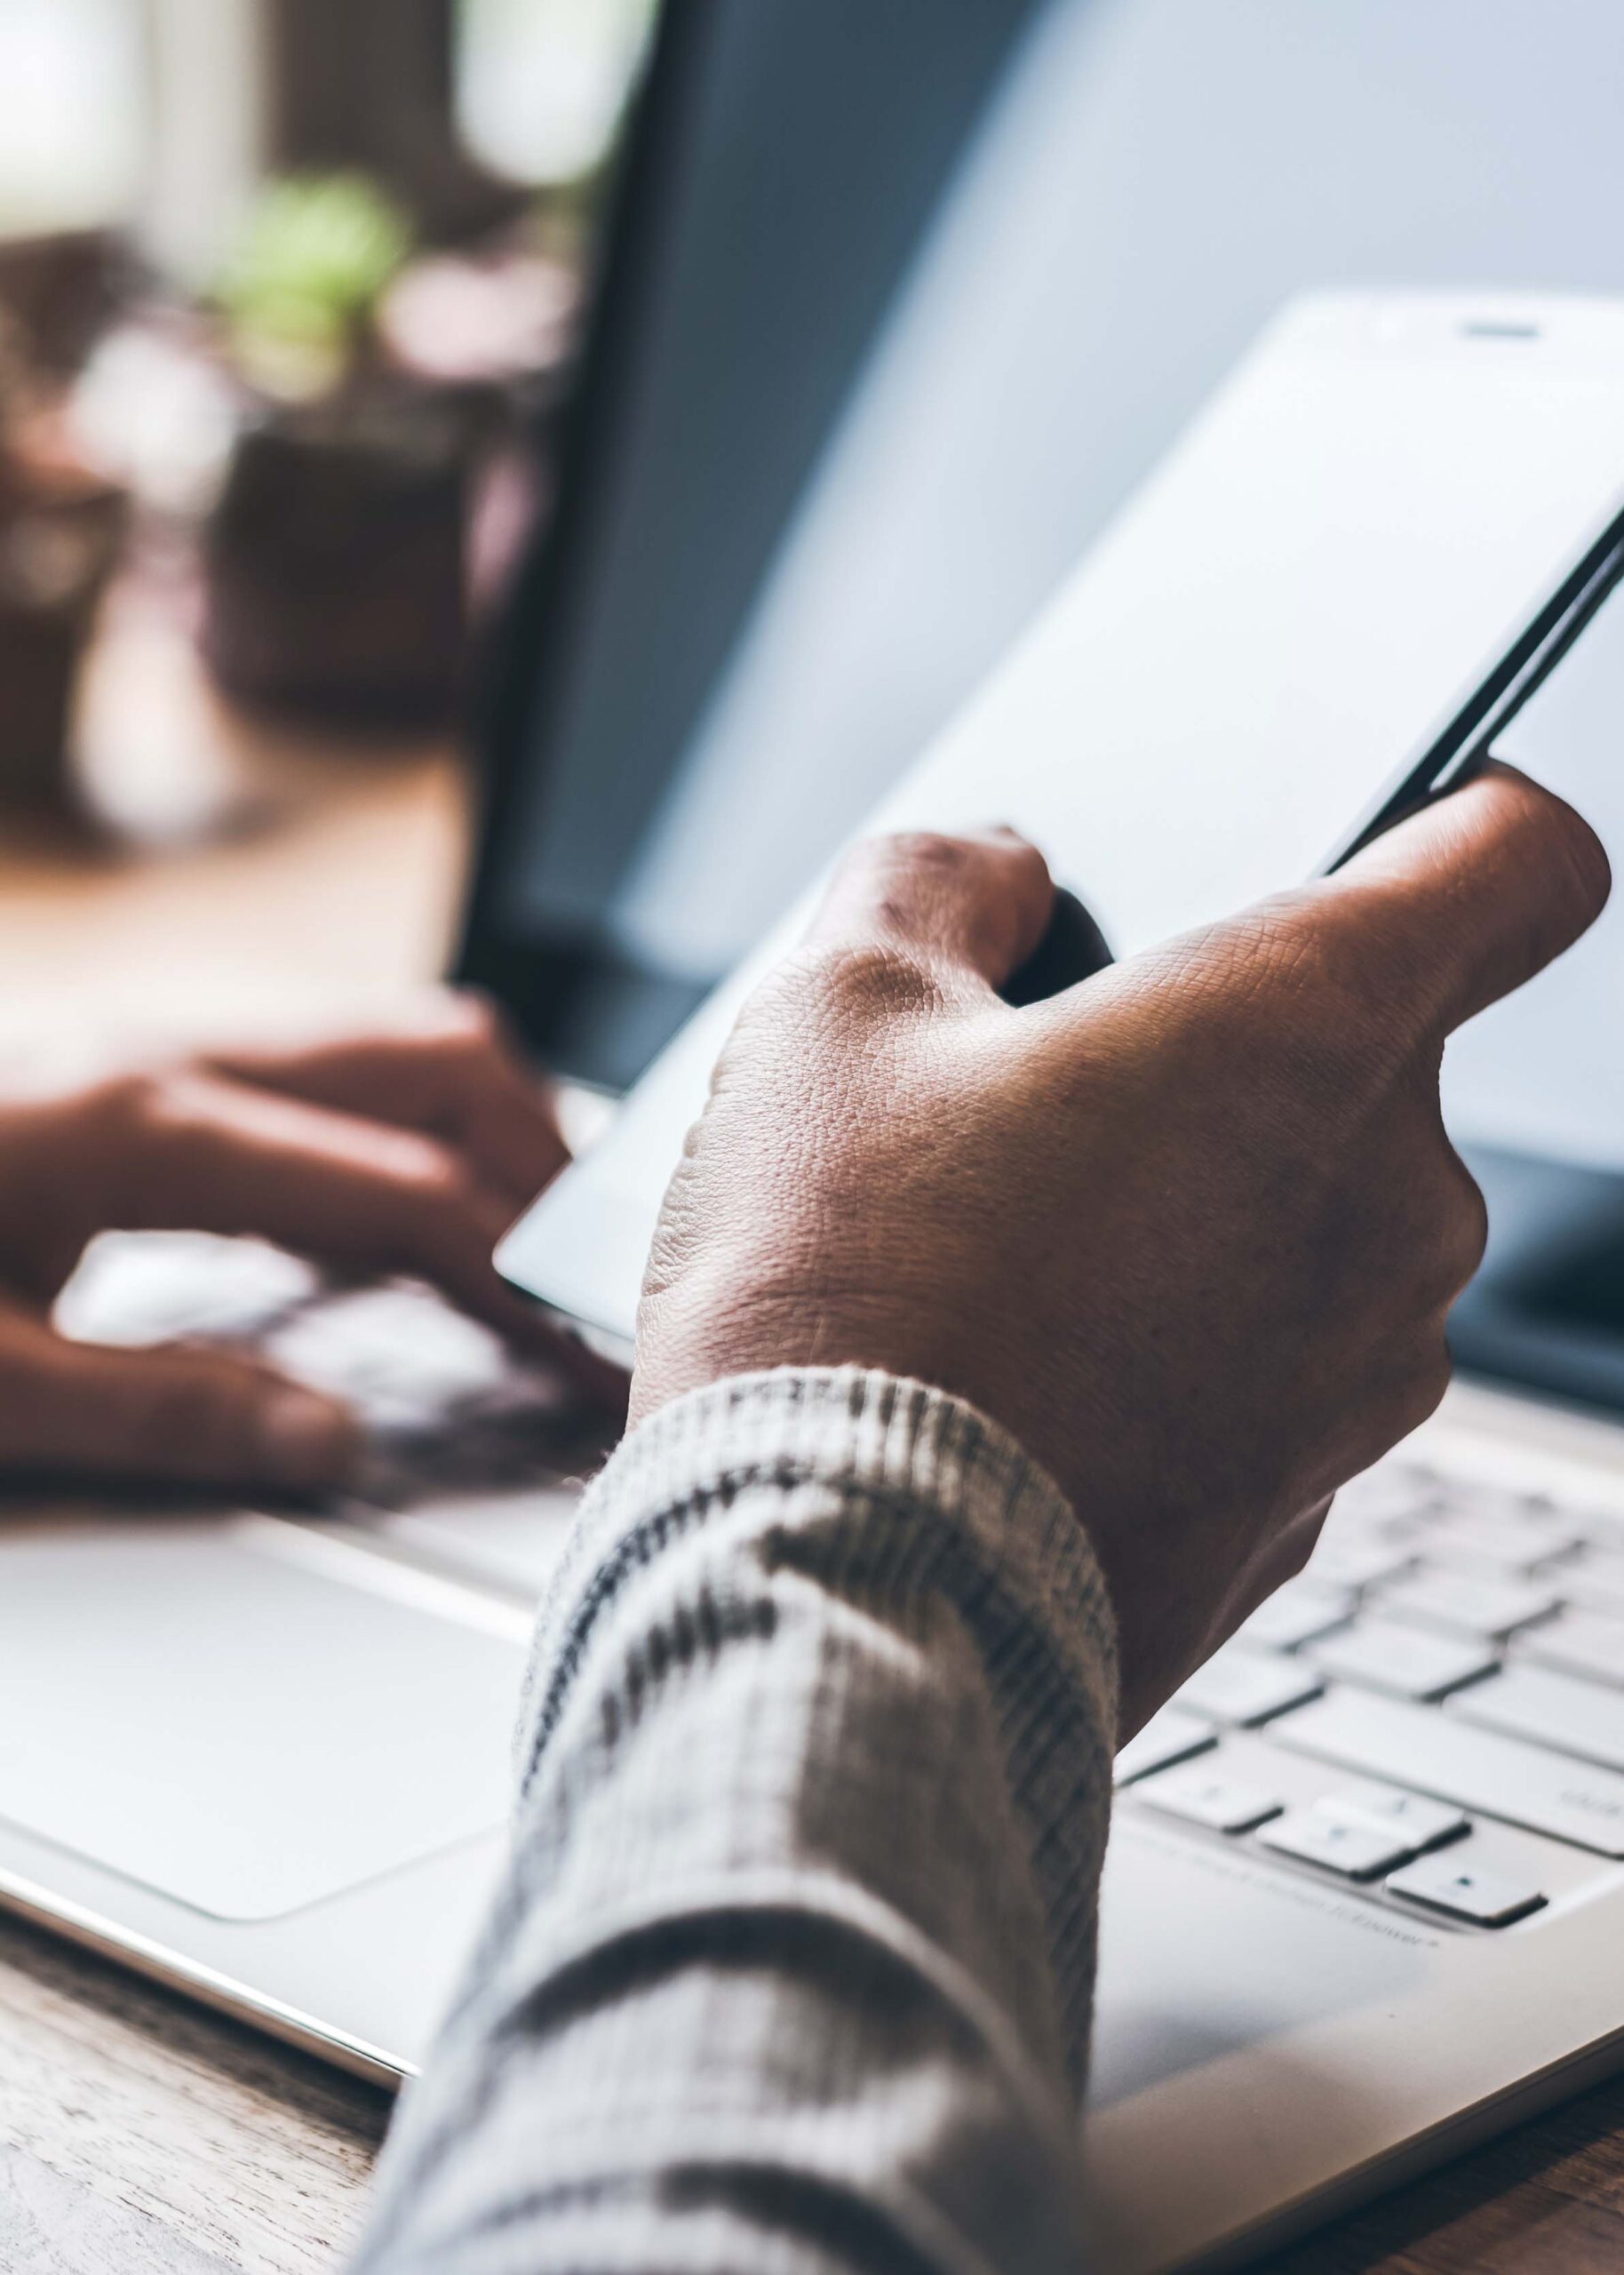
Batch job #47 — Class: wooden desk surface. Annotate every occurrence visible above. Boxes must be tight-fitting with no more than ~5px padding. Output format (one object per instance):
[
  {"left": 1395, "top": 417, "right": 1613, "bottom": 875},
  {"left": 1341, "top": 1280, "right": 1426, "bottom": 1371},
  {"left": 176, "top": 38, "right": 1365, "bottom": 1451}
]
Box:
[
  {"left": 4, "top": 619, "right": 1624, "bottom": 2275},
  {"left": 0, "top": 597, "right": 470, "bottom": 1059}
]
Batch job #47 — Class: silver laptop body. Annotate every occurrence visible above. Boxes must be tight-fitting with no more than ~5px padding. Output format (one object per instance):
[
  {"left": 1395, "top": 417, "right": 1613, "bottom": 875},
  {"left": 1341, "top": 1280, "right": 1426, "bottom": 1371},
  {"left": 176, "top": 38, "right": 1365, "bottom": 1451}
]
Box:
[{"left": 1, "top": 1247, "right": 1623, "bottom": 2275}]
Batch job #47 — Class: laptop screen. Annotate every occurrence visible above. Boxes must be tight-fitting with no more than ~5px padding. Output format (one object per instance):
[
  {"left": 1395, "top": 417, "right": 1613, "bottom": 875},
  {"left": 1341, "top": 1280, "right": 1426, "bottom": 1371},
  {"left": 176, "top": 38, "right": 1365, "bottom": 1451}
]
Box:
[{"left": 462, "top": 0, "right": 1624, "bottom": 1400}]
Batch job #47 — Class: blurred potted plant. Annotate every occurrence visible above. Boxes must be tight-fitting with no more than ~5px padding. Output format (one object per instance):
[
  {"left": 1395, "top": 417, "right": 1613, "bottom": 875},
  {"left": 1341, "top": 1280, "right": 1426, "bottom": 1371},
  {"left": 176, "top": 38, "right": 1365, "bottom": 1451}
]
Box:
[
  {"left": 0, "top": 311, "right": 128, "bottom": 811},
  {"left": 202, "top": 173, "right": 477, "bottom": 730}
]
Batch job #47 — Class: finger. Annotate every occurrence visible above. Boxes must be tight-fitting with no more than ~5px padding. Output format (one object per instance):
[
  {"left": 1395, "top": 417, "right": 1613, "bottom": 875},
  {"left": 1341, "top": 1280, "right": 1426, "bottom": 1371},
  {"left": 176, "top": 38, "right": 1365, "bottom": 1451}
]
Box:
[
  {"left": 1318, "top": 761, "right": 1611, "bottom": 1034},
  {"left": 107, "top": 1070, "right": 544, "bottom": 1340},
  {"left": 803, "top": 826, "right": 1056, "bottom": 997},
  {"left": 0, "top": 1305, "right": 358, "bottom": 1493},
  {"left": 200, "top": 995, "right": 569, "bottom": 1209}
]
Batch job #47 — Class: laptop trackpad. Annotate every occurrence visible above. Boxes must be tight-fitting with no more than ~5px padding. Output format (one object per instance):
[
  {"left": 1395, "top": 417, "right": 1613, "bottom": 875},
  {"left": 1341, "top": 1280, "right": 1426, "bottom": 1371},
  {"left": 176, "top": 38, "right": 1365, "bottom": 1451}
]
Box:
[{"left": 0, "top": 1513, "right": 529, "bottom": 1920}]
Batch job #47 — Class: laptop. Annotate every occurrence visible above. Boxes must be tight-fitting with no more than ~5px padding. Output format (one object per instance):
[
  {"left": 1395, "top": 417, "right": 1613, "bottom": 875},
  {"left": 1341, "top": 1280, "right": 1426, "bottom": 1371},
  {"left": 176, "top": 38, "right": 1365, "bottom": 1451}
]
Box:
[{"left": 8, "top": 4, "right": 1624, "bottom": 2267}]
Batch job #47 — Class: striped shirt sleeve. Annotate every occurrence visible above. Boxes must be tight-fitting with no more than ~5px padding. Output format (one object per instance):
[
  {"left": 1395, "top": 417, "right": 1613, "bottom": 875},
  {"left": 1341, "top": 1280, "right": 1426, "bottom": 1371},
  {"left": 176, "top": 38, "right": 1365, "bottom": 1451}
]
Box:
[{"left": 350, "top": 1367, "right": 1119, "bottom": 2275}]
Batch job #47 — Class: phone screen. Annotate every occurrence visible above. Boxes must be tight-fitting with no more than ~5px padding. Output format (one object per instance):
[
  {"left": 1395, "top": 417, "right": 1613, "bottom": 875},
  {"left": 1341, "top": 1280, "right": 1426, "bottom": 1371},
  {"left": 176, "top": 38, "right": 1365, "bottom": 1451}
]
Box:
[{"left": 501, "top": 292, "right": 1624, "bottom": 1346}]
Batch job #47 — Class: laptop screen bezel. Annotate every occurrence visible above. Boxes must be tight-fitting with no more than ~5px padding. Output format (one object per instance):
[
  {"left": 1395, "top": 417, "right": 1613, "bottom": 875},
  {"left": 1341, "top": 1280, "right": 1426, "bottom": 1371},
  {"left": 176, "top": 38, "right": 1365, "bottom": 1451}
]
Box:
[
  {"left": 453, "top": 1, "right": 721, "bottom": 1080},
  {"left": 454, "top": 0, "right": 1045, "bottom": 1094}
]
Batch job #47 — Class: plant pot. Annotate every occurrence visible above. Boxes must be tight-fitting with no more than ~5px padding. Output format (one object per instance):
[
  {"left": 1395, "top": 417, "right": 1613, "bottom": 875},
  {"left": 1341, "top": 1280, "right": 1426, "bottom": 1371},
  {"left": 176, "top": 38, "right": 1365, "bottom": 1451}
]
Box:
[{"left": 201, "top": 393, "right": 474, "bottom": 730}]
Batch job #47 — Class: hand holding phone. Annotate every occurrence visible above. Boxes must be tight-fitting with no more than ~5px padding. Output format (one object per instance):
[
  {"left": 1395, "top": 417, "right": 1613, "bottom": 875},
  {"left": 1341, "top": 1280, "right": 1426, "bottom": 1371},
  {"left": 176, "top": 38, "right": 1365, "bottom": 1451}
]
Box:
[
  {"left": 501, "top": 291, "right": 1624, "bottom": 1348},
  {"left": 631, "top": 775, "right": 1608, "bottom": 1734}
]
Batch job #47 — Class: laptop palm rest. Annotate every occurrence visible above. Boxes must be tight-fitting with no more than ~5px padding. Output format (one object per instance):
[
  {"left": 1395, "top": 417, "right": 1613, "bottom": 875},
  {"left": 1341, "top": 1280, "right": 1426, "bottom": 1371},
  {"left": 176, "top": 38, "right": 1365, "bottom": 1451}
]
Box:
[{"left": 0, "top": 1513, "right": 527, "bottom": 1920}]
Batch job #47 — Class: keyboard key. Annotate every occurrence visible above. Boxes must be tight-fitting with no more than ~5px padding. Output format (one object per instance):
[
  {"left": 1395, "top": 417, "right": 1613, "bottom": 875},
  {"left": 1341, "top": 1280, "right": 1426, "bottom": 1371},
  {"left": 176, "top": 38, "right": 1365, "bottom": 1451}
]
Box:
[
  {"left": 1136, "top": 1767, "right": 1284, "bottom": 1833},
  {"left": 1384, "top": 1853, "right": 1546, "bottom": 1927},
  {"left": 1306, "top": 1618, "right": 1496, "bottom": 1701},
  {"left": 1236, "top": 1579, "right": 1353, "bottom": 1652},
  {"left": 1513, "top": 1608, "right": 1624, "bottom": 1690},
  {"left": 1564, "top": 1505, "right": 1624, "bottom": 1554},
  {"left": 1434, "top": 1482, "right": 1555, "bottom": 1526},
  {"left": 1115, "top": 1708, "right": 1217, "bottom": 1786},
  {"left": 267, "top": 1288, "right": 517, "bottom": 1417},
  {"left": 1335, "top": 1467, "right": 1440, "bottom": 1524},
  {"left": 1257, "top": 1808, "right": 1413, "bottom": 1880},
  {"left": 1548, "top": 1547, "right": 1624, "bottom": 1619},
  {"left": 1305, "top": 1534, "right": 1419, "bottom": 1592},
  {"left": 58, "top": 1228, "right": 319, "bottom": 1344},
  {"left": 1374, "top": 1567, "right": 1557, "bottom": 1641},
  {"left": 1450, "top": 1664, "right": 1624, "bottom": 1771},
  {"left": 1423, "top": 1507, "right": 1582, "bottom": 1576},
  {"left": 1174, "top": 1647, "right": 1323, "bottom": 1727},
  {"left": 1270, "top": 1689, "right": 1624, "bottom": 1855},
  {"left": 1316, "top": 1788, "right": 1468, "bottom": 1852}
]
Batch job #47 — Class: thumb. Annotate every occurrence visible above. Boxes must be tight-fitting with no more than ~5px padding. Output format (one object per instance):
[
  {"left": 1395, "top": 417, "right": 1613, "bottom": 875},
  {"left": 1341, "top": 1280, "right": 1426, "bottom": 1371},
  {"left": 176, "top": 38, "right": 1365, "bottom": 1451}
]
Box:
[
  {"left": 804, "top": 826, "right": 1056, "bottom": 997},
  {"left": 0, "top": 1313, "right": 359, "bottom": 1494},
  {"left": 1318, "top": 761, "right": 1611, "bottom": 1036}
]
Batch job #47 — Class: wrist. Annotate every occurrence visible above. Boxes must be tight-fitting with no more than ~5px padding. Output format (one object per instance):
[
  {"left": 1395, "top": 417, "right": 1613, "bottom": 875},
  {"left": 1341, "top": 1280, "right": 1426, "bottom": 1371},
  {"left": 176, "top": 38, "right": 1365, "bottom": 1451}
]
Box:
[{"left": 607, "top": 1369, "right": 1114, "bottom": 1714}]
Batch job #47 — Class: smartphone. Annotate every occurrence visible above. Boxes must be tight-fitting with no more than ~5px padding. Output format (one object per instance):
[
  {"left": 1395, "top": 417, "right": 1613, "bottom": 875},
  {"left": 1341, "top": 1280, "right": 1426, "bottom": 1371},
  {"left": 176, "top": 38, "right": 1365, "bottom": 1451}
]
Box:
[{"left": 498, "top": 291, "right": 1624, "bottom": 1356}]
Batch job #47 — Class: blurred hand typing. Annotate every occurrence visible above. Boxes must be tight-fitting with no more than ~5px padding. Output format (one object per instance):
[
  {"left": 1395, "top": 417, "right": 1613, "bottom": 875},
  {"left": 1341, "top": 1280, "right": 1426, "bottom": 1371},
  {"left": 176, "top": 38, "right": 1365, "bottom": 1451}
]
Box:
[{"left": 0, "top": 994, "right": 578, "bottom": 1495}]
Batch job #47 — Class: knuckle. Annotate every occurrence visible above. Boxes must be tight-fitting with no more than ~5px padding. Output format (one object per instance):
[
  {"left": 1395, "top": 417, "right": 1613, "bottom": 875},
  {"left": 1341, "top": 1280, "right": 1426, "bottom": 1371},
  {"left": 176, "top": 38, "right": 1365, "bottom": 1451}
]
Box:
[
  {"left": 875, "top": 829, "right": 971, "bottom": 876},
  {"left": 107, "top": 1067, "right": 204, "bottom": 1149},
  {"left": 104, "top": 1068, "right": 172, "bottom": 1132},
  {"left": 396, "top": 1138, "right": 473, "bottom": 1213},
  {"left": 776, "top": 938, "right": 939, "bottom": 1020},
  {"left": 442, "top": 988, "right": 506, "bottom": 1055},
  {"left": 70, "top": 1068, "right": 212, "bottom": 1234},
  {"left": 833, "top": 829, "right": 983, "bottom": 919}
]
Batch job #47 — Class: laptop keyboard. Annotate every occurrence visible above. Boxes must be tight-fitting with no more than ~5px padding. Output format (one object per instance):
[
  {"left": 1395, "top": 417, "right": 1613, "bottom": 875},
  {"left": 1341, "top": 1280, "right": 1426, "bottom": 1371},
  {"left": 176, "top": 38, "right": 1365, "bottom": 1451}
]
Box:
[
  {"left": 1118, "top": 1458, "right": 1624, "bottom": 1928},
  {"left": 60, "top": 1235, "right": 1624, "bottom": 1924},
  {"left": 55, "top": 1231, "right": 600, "bottom": 1593}
]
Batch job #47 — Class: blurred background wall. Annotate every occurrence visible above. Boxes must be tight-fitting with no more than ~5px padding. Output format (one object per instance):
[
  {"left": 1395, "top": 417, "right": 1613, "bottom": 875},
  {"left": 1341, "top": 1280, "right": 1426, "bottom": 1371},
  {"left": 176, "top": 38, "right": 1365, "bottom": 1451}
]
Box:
[
  {"left": 3, "top": 0, "right": 1624, "bottom": 1071},
  {"left": 0, "top": 1, "right": 655, "bottom": 272},
  {"left": 0, "top": 0, "right": 653, "bottom": 1047}
]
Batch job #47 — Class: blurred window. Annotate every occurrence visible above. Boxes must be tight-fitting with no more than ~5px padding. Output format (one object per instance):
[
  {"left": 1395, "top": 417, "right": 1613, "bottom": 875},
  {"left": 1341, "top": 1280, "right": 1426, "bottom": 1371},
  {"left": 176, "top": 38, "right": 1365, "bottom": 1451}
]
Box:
[
  {"left": 457, "top": 0, "right": 657, "bottom": 186},
  {"left": 0, "top": 0, "right": 146, "bottom": 233}
]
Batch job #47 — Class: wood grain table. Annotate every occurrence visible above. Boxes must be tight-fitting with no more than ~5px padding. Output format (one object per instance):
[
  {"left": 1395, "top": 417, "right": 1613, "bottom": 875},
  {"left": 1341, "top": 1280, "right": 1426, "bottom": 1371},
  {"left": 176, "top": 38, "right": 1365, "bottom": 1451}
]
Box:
[
  {"left": 0, "top": 589, "right": 471, "bottom": 1061},
  {"left": 4, "top": 613, "right": 1624, "bottom": 2274}
]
